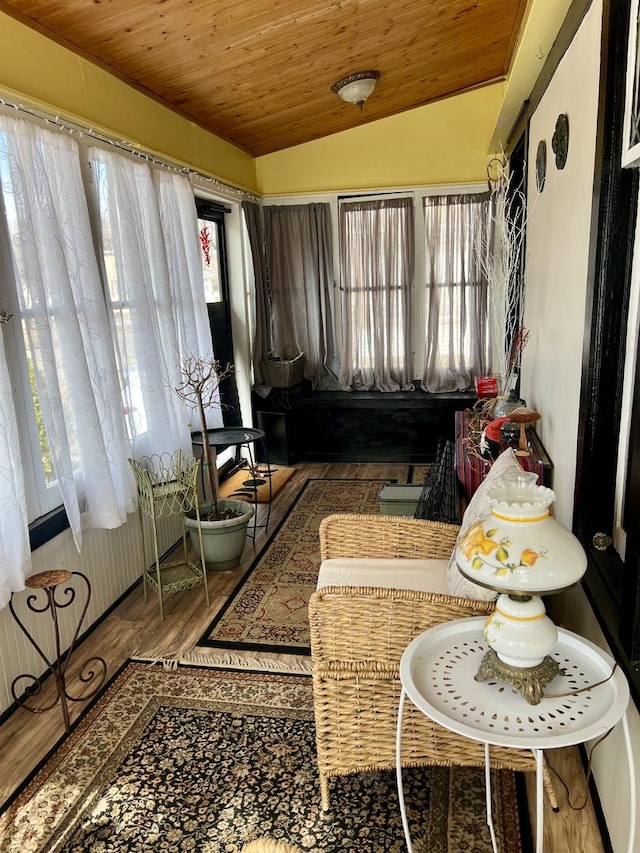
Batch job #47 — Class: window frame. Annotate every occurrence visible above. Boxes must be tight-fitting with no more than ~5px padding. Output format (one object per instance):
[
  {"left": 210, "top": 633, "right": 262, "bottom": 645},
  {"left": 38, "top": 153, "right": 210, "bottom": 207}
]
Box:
[
  {"left": 622, "top": 0, "right": 640, "bottom": 168},
  {"left": 2, "top": 313, "right": 63, "bottom": 521},
  {"left": 338, "top": 194, "right": 415, "bottom": 381},
  {"left": 574, "top": 0, "right": 640, "bottom": 701},
  {"left": 195, "top": 196, "right": 241, "bottom": 429},
  {"left": 0, "top": 159, "right": 63, "bottom": 526}
]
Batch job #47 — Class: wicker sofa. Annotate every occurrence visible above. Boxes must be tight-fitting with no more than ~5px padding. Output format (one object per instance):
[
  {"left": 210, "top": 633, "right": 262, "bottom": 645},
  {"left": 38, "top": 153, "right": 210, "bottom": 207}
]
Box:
[{"left": 308, "top": 512, "right": 558, "bottom": 812}]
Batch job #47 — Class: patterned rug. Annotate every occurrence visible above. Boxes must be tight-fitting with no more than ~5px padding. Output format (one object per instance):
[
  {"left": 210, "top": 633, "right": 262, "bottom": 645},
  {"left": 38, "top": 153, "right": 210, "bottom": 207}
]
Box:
[
  {"left": 199, "top": 478, "right": 388, "bottom": 654},
  {"left": 0, "top": 663, "right": 527, "bottom": 853},
  {"left": 410, "top": 464, "right": 430, "bottom": 484}
]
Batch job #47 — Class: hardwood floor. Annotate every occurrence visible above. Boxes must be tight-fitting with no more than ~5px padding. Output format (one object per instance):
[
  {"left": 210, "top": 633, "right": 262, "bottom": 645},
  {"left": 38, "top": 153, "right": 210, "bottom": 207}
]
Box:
[{"left": 0, "top": 463, "right": 605, "bottom": 851}]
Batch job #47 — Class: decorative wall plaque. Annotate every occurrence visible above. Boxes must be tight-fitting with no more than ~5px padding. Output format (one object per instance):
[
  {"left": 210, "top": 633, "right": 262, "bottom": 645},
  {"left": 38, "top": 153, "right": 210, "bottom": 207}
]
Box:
[
  {"left": 535, "top": 140, "right": 547, "bottom": 191},
  {"left": 551, "top": 114, "right": 569, "bottom": 169}
]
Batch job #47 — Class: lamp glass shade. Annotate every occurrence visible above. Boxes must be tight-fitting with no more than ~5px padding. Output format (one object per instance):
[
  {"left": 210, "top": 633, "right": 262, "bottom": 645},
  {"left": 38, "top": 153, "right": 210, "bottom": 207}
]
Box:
[
  {"left": 455, "top": 471, "right": 587, "bottom": 596},
  {"left": 336, "top": 78, "right": 377, "bottom": 104},
  {"left": 331, "top": 71, "right": 380, "bottom": 106}
]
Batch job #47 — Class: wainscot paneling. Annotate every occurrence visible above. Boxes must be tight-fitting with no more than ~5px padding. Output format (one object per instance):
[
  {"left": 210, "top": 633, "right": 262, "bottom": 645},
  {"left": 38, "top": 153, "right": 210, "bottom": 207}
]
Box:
[{"left": 0, "top": 512, "right": 181, "bottom": 715}]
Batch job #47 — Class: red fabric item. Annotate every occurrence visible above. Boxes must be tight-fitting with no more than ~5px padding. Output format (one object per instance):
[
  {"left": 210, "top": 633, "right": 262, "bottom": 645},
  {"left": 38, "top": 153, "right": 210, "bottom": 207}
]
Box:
[{"left": 485, "top": 417, "right": 511, "bottom": 442}]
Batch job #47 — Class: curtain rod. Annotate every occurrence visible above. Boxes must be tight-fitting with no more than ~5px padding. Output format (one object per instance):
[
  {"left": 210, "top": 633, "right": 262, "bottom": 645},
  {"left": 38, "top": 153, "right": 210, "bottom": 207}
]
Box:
[{"left": 0, "top": 94, "right": 261, "bottom": 204}]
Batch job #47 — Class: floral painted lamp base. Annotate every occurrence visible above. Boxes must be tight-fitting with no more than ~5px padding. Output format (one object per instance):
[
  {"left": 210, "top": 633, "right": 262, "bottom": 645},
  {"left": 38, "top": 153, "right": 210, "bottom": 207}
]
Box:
[{"left": 476, "top": 591, "right": 563, "bottom": 704}]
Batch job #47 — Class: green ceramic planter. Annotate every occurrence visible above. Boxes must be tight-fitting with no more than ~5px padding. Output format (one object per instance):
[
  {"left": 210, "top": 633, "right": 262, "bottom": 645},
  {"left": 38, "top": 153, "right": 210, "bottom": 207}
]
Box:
[{"left": 184, "top": 499, "right": 254, "bottom": 572}]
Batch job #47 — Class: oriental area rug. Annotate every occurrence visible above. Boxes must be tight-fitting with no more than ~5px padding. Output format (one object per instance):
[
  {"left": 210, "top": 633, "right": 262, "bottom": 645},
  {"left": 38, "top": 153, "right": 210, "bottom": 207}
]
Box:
[
  {"left": 0, "top": 662, "right": 527, "bottom": 853},
  {"left": 199, "top": 478, "right": 388, "bottom": 655}
]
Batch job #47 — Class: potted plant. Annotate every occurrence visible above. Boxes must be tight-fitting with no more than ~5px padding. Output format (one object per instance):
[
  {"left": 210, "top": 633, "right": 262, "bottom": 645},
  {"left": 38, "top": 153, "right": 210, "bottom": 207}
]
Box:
[{"left": 174, "top": 354, "right": 254, "bottom": 571}]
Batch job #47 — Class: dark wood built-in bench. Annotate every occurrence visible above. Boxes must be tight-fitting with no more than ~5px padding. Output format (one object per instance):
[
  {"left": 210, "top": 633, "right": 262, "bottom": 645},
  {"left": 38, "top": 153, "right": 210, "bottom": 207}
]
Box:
[{"left": 253, "top": 383, "right": 476, "bottom": 464}]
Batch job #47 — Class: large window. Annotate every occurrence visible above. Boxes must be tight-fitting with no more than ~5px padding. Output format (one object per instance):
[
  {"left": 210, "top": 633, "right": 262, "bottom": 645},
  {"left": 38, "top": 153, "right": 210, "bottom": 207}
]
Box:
[
  {"left": 338, "top": 197, "right": 414, "bottom": 391},
  {"left": 92, "top": 157, "right": 148, "bottom": 441},
  {"left": 196, "top": 197, "right": 240, "bottom": 427},
  {"left": 0, "top": 113, "right": 227, "bottom": 589},
  {"left": 422, "top": 192, "right": 492, "bottom": 393},
  {"left": 263, "top": 189, "right": 493, "bottom": 393},
  {"left": 0, "top": 163, "right": 61, "bottom": 521}
]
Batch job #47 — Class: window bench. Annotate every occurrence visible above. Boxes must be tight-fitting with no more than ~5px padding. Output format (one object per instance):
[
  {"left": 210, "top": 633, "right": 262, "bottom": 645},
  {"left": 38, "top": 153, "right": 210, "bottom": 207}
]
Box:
[{"left": 252, "top": 384, "right": 476, "bottom": 464}]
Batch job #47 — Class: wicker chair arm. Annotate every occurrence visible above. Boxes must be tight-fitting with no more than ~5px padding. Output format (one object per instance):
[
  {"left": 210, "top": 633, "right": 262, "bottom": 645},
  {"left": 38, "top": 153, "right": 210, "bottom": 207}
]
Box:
[
  {"left": 309, "top": 585, "right": 493, "bottom": 667},
  {"left": 319, "top": 513, "right": 460, "bottom": 561}
]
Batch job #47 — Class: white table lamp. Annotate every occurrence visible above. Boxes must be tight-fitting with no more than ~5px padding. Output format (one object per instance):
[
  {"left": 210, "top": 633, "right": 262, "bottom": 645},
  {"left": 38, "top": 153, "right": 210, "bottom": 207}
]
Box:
[{"left": 455, "top": 470, "right": 587, "bottom": 703}]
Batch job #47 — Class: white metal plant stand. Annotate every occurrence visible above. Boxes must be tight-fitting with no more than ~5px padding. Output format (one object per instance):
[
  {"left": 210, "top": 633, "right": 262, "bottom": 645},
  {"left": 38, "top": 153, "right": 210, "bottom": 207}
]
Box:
[{"left": 396, "top": 616, "right": 635, "bottom": 853}]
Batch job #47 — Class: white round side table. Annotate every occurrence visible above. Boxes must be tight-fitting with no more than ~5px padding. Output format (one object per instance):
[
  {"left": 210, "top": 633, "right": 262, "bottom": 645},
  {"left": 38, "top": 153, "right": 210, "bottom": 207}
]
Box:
[{"left": 395, "top": 616, "right": 634, "bottom": 853}]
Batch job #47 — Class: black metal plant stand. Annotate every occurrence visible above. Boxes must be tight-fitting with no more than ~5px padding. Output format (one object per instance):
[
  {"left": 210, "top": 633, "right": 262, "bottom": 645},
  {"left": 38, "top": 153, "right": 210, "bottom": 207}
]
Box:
[
  {"left": 191, "top": 426, "right": 273, "bottom": 539},
  {"left": 9, "top": 570, "right": 107, "bottom": 733}
]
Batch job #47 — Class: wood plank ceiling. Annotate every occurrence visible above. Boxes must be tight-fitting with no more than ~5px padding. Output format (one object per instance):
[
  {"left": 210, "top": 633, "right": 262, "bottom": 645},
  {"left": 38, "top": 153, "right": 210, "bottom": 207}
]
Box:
[{"left": 0, "top": 0, "right": 528, "bottom": 157}]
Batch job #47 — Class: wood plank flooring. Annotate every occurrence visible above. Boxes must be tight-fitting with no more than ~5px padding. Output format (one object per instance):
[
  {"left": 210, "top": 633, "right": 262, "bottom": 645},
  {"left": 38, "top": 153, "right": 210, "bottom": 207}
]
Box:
[{"left": 0, "top": 463, "right": 605, "bottom": 852}]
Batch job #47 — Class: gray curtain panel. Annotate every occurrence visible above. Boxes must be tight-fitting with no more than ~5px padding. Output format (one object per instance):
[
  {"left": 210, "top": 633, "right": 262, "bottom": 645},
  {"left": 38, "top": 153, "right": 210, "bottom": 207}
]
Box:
[
  {"left": 242, "top": 200, "right": 271, "bottom": 386},
  {"left": 338, "top": 197, "right": 414, "bottom": 391},
  {"left": 263, "top": 203, "right": 339, "bottom": 390},
  {"left": 421, "top": 192, "right": 491, "bottom": 393}
]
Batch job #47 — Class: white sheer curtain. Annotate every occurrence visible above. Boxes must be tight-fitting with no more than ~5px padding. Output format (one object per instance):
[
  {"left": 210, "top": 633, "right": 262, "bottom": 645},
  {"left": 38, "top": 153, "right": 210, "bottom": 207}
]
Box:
[
  {"left": 154, "top": 170, "right": 213, "bottom": 360},
  {"left": 0, "top": 116, "right": 137, "bottom": 553},
  {"left": 421, "top": 192, "right": 491, "bottom": 392},
  {"left": 90, "top": 149, "right": 218, "bottom": 459},
  {"left": 0, "top": 320, "right": 31, "bottom": 607},
  {"left": 339, "top": 198, "right": 414, "bottom": 391},
  {"left": 156, "top": 171, "right": 221, "bottom": 430}
]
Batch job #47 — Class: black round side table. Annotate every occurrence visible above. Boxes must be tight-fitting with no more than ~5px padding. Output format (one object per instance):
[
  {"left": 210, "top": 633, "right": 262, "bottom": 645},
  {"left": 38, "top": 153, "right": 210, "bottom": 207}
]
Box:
[{"left": 191, "top": 426, "right": 272, "bottom": 537}]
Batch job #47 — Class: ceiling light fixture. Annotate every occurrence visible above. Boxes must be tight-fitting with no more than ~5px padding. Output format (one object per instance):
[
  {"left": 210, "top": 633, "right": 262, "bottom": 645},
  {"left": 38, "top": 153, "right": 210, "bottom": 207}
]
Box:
[{"left": 331, "top": 70, "right": 380, "bottom": 109}]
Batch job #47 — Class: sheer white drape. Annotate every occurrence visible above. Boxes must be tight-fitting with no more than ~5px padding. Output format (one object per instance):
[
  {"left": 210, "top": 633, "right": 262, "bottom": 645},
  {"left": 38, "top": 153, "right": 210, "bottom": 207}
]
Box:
[
  {"left": 339, "top": 198, "right": 414, "bottom": 391},
  {"left": 155, "top": 170, "right": 213, "bottom": 359},
  {"left": 421, "top": 193, "right": 491, "bottom": 393},
  {"left": 90, "top": 148, "right": 218, "bottom": 458},
  {"left": 0, "top": 116, "right": 137, "bottom": 553},
  {"left": 155, "top": 171, "right": 221, "bottom": 429},
  {"left": 0, "top": 322, "right": 30, "bottom": 607}
]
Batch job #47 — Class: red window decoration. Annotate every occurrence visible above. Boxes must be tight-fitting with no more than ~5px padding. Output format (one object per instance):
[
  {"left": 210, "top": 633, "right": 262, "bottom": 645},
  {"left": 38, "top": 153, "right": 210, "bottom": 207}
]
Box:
[{"left": 200, "top": 225, "right": 211, "bottom": 267}]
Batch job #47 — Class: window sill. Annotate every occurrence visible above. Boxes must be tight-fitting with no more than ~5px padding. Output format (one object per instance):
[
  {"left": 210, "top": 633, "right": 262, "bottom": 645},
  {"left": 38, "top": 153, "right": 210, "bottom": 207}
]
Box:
[{"left": 28, "top": 505, "right": 69, "bottom": 551}]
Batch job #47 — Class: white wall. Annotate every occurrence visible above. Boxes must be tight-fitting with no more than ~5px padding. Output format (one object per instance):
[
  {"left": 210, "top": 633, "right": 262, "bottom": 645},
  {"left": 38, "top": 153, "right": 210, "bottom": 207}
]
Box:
[
  {"left": 524, "top": 2, "right": 640, "bottom": 850},
  {"left": 522, "top": 0, "right": 601, "bottom": 529}
]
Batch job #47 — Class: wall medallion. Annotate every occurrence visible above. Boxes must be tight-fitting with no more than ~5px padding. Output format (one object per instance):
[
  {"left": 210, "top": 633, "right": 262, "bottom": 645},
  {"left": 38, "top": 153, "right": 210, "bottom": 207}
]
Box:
[
  {"left": 551, "top": 114, "right": 569, "bottom": 169},
  {"left": 535, "top": 140, "right": 547, "bottom": 192}
]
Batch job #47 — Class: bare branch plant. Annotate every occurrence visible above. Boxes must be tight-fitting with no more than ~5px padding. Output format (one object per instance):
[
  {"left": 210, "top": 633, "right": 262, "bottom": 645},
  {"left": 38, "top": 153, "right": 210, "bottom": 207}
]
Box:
[
  {"left": 173, "top": 354, "right": 234, "bottom": 520},
  {"left": 477, "top": 153, "right": 530, "bottom": 396}
]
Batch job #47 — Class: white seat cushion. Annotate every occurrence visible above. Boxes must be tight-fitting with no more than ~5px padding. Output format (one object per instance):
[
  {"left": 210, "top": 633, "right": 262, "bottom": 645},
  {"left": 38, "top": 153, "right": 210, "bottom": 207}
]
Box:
[{"left": 317, "top": 557, "right": 450, "bottom": 595}]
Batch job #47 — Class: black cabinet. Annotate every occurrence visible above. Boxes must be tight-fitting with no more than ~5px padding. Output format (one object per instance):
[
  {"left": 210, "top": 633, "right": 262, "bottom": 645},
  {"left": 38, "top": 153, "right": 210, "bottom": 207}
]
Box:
[
  {"left": 253, "top": 386, "right": 476, "bottom": 464},
  {"left": 255, "top": 410, "right": 293, "bottom": 466}
]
